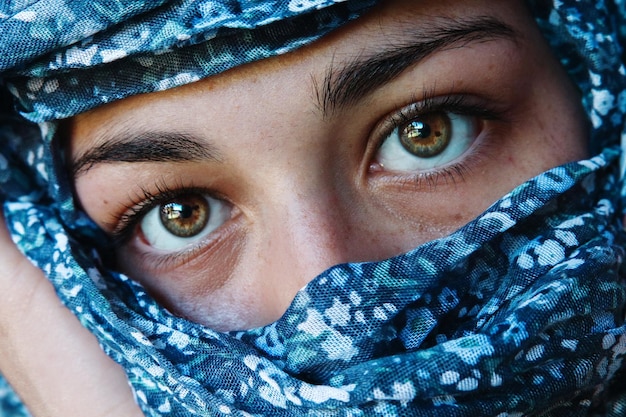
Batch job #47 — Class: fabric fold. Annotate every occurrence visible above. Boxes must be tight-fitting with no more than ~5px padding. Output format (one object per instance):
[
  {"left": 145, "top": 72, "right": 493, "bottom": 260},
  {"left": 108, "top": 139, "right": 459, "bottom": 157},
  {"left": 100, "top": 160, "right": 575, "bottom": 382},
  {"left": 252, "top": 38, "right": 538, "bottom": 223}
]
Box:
[
  {"left": 3, "top": 148, "right": 624, "bottom": 416},
  {"left": 1, "top": 0, "right": 626, "bottom": 416}
]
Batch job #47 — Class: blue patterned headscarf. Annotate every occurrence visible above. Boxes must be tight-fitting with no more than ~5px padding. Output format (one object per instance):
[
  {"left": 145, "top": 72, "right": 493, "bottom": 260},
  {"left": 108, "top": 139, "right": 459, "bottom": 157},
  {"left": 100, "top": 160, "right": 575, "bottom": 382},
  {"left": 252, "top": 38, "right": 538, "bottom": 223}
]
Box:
[{"left": 1, "top": 1, "right": 626, "bottom": 416}]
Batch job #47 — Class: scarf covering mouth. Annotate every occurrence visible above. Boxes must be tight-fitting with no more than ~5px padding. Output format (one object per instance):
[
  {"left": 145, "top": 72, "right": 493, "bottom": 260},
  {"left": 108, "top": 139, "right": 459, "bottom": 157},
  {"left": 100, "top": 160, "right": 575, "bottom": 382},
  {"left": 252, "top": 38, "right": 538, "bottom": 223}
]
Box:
[{"left": 1, "top": 0, "right": 626, "bottom": 416}]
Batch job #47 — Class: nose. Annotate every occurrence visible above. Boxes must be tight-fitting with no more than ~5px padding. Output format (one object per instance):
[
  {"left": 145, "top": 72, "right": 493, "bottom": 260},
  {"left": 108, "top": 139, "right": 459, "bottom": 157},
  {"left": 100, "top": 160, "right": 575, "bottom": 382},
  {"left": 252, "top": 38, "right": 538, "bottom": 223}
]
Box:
[
  {"left": 265, "top": 190, "right": 353, "bottom": 285},
  {"left": 243, "top": 176, "right": 393, "bottom": 323}
]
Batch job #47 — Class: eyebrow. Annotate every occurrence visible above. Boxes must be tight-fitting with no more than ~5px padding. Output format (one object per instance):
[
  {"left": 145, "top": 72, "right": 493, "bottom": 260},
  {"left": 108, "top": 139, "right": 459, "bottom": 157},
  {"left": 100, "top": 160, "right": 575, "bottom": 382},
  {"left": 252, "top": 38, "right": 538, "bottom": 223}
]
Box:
[
  {"left": 71, "top": 17, "right": 516, "bottom": 177},
  {"left": 71, "top": 131, "right": 221, "bottom": 178},
  {"left": 315, "top": 16, "right": 518, "bottom": 118}
]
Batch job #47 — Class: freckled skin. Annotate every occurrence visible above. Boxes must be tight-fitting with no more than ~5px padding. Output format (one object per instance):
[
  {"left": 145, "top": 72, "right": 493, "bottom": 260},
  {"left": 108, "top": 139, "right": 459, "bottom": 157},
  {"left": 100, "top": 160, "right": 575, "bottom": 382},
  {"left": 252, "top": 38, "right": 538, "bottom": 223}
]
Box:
[{"left": 68, "top": 0, "right": 587, "bottom": 331}]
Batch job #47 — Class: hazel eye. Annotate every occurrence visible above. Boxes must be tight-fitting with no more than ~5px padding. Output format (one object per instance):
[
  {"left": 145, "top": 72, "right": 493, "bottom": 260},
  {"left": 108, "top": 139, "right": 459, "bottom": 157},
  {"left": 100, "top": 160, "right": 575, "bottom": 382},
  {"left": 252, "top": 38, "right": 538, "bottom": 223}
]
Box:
[
  {"left": 376, "top": 111, "right": 480, "bottom": 172},
  {"left": 140, "top": 193, "right": 231, "bottom": 251},
  {"left": 160, "top": 194, "right": 210, "bottom": 237},
  {"left": 399, "top": 112, "right": 451, "bottom": 157}
]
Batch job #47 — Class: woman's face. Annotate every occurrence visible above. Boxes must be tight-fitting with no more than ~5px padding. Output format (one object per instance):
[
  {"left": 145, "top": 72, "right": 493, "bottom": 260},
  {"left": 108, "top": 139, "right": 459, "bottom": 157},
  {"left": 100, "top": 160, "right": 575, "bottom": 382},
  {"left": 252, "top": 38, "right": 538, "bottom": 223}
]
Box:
[{"left": 67, "top": 0, "right": 588, "bottom": 331}]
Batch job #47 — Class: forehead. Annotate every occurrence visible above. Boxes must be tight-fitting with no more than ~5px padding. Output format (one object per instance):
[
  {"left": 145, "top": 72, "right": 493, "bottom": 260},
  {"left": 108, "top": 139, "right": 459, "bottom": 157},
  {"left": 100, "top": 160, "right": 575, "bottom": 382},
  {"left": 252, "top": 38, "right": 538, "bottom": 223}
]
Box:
[{"left": 68, "top": 0, "right": 529, "bottom": 144}]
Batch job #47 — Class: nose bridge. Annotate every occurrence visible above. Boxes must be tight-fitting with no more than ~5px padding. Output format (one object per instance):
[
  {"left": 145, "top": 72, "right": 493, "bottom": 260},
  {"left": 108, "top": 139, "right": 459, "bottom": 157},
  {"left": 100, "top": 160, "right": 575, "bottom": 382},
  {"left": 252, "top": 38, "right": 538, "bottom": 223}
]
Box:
[
  {"left": 238, "top": 101, "right": 353, "bottom": 274},
  {"left": 267, "top": 179, "right": 351, "bottom": 277},
  {"left": 223, "top": 76, "right": 371, "bottom": 289}
]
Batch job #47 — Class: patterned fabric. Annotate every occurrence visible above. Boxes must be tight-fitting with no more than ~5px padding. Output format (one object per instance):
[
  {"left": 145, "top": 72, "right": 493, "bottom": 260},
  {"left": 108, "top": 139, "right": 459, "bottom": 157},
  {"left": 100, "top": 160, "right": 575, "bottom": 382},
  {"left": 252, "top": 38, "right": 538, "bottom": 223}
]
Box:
[
  {"left": 1, "top": 0, "right": 377, "bottom": 122},
  {"left": 1, "top": 1, "right": 626, "bottom": 417}
]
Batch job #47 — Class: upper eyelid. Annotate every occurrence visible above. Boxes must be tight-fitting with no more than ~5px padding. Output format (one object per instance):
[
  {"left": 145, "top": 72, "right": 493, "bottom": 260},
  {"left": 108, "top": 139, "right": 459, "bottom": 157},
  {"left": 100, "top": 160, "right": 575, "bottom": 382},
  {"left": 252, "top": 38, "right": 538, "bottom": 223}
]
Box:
[
  {"left": 108, "top": 183, "right": 211, "bottom": 243},
  {"left": 315, "top": 15, "right": 518, "bottom": 119},
  {"left": 375, "top": 94, "right": 502, "bottom": 141}
]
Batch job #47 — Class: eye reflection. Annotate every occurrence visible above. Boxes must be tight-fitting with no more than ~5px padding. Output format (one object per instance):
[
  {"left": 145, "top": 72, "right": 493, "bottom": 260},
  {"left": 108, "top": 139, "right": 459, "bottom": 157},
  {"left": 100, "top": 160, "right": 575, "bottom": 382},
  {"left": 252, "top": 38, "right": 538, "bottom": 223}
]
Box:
[
  {"left": 400, "top": 113, "right": 451, "bottom": 158},
  {"left": 160, "top": 195, "right": 210, "bottom": 238},
  {"left": 140, "top": 193, "right": 231, "bottom": 251}
]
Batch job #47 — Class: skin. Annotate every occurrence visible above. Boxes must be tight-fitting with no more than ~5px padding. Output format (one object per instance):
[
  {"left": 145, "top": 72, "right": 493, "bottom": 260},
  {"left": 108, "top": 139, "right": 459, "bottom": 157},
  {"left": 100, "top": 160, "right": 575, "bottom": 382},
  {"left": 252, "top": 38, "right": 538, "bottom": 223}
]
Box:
[
  {"left": 65, "top": 0, "right": 588, "bottom": 332},
  {"left": 0, "top": 0, "right": 590, "bottom": 414},
  {"left": 0, "top": 216, "right": 143, "bottom": 416}
]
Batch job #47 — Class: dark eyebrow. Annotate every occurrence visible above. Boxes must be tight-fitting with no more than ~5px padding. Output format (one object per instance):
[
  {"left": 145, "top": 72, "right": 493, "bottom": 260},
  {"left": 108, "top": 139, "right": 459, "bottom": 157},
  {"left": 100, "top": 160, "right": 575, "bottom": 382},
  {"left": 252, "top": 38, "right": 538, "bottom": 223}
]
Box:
[
  {"left": 315, "top": 16, "right": 518, "bottom": 118},
  {"left": 71, "top": 132, "right": 221, "bottom": 178}
]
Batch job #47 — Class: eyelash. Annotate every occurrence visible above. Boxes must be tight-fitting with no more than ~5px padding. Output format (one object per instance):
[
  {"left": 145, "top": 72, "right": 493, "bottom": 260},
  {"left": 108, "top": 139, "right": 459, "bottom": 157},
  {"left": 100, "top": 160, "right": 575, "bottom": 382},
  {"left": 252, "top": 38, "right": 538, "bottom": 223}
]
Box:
[
  {"left": 374, "top": 93, "right": 505, "bottom": 187},
  {"left": 109, "top": 180, "right": 214, "bottom": 246}
]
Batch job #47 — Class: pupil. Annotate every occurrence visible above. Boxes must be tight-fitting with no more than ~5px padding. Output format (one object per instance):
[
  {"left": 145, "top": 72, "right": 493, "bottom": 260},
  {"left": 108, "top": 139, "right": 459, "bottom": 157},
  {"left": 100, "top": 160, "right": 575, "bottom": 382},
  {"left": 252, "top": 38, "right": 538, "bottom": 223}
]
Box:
[
  {"left": 399, "top": 113, "right": 451, "bottom": 158},
  {"left": 408, "top": 121, "right": 431, "bottom": 139},
  {"left": 159, "top": 195, "right": 210, "bottom": 238},
  {"left": 179, "top": 204, "right": 194, "bottom": 219},
  {"left": 163, "top": 203, "right": 193, "bottom": 220}
]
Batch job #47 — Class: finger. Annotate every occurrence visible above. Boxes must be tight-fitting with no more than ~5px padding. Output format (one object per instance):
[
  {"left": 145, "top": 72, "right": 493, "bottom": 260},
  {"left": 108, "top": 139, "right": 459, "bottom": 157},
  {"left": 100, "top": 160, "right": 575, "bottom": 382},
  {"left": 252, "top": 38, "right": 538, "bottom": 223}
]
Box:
[{"left": 0, "top": 210, "right": 143, "bottom": 417}]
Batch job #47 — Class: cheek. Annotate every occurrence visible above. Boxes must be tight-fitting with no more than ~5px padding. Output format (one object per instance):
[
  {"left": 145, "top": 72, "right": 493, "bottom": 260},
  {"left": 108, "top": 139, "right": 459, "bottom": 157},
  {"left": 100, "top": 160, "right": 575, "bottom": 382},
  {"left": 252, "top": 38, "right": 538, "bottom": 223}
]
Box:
[
  {"left": 116, "top": 223, "right": 248, "bottom": 327},
  {"left": 365, "top": 184, "right": 472, "bottom": 246}
]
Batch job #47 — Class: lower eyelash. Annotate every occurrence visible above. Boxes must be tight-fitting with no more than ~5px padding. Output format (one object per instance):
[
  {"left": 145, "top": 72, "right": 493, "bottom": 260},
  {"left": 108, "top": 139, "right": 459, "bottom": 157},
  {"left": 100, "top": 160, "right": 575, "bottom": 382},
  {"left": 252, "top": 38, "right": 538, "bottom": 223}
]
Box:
[
  {"left": 137, "top": 241, "right": 203, "bottom": 271},
  {"left": 412, "top": 162, "right": 472, "bottom": 189},
  {"left": 376, "top": 91, "right": 506, "bottom": 190},
  {"left": 407, "top": 124, "right": 497, "bottom": 190}
]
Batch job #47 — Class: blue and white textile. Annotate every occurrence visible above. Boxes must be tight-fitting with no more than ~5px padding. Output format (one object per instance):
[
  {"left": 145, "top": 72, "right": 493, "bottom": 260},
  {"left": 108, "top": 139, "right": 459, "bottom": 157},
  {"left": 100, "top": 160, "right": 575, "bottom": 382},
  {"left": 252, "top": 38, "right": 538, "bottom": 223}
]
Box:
[{"left": 1, "top": 1, "right": 625, "bottom": 416}]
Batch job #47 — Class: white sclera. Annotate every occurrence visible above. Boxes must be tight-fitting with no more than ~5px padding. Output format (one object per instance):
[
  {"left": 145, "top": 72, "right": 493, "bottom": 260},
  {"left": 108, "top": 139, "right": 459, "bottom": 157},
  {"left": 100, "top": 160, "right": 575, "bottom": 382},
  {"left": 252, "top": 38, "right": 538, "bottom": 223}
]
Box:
[
  {"left": 141, "top": 195, "right": 231, "bottom": 251},
  {"left": 377, "top": 113, "right": 478, "bottom": 172}
]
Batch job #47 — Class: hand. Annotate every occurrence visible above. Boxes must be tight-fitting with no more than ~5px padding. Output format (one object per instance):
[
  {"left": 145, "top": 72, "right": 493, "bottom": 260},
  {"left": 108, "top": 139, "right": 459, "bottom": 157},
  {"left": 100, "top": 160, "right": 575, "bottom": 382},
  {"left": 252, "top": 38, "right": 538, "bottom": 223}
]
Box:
[{"left": 0, "top": 213, "right": 143, "bottom": 417}]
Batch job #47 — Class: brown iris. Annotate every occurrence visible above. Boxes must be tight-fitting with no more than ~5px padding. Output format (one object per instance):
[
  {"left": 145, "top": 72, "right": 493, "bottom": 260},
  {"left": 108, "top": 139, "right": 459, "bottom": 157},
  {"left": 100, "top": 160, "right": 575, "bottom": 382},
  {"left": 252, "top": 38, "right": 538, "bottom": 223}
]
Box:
[
  {"left": 159, "top": 194, "right": 210, "bottom": 238},
  {"left": 399, "top": 112, "right": 451, "bottom": 158}
]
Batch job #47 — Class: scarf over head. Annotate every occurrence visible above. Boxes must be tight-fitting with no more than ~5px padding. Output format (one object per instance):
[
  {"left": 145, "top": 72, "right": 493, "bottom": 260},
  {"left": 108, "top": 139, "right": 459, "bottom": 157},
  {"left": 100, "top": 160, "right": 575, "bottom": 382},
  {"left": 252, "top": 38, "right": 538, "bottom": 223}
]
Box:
[{"left": 1, "top": 1, "right": 626, "bottom": 416}]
